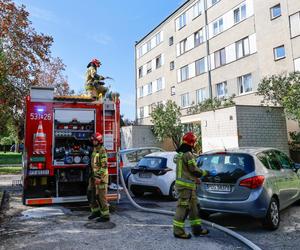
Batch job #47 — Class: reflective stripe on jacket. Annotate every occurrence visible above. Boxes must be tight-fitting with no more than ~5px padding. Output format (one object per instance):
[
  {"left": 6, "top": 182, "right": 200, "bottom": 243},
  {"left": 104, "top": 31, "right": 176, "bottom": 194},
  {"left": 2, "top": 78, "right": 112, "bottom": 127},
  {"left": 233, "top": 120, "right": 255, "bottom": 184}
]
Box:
[
  {"left": 175, "top": 150, "right": 207, "bottom": 190},
  {"left": 91, "top": 145, "right": 108, "bottom": 184}
]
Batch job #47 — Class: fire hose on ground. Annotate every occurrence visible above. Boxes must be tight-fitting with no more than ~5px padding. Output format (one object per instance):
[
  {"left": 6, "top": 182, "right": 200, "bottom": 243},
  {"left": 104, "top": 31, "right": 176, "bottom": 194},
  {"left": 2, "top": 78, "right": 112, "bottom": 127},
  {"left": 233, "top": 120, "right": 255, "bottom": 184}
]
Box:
[{"left": 118, "top": 168, "right": 262, "bottom": 250}]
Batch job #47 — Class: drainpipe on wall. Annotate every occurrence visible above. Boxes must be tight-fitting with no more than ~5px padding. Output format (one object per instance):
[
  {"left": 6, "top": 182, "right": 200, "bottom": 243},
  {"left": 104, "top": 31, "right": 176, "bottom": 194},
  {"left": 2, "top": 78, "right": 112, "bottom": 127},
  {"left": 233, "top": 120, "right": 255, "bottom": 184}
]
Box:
[
  {"left": 134, "top": 41, "right": 138, "bottom": 124},
  {"left": 204, "top": 1, "right": 212, "bottom": 99}
]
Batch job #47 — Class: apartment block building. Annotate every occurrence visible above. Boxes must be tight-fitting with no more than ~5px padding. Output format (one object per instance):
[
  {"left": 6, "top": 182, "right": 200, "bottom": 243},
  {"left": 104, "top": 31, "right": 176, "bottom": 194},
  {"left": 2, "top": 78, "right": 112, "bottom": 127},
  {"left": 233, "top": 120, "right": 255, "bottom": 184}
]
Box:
[{"left": 135, "top": 0, "right": 300, "bottom": 130}]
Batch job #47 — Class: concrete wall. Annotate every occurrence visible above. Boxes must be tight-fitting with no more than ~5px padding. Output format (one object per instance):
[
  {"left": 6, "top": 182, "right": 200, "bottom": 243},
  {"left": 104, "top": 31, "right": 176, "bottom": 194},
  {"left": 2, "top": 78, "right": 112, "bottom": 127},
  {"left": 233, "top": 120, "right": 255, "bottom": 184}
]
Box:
[
  {"left": 236, "top": 106, "right": 289, "bottom": 154},
  {"left": 200, "top": 106, "right": 239, "bottom": 152},
  {"left": 120, "top": 125, "right": 175, "bottom": 150},
  {"left": 199, "top": 105, "right": 289, "bottom": 154}
]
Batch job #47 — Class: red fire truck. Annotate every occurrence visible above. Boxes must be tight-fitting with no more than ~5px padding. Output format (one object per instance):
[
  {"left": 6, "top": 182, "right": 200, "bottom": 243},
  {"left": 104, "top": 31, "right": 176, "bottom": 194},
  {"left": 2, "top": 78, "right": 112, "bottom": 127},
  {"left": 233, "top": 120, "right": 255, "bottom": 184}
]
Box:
[{"left": 22, "top": 86, "right": 120, "bottom": 205}]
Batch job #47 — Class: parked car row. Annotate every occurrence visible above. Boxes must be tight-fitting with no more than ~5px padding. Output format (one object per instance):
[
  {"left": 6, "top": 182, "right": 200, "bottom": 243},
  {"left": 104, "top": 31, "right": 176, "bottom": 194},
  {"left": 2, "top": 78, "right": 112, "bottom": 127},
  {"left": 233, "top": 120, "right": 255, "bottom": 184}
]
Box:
[{"left": 126, "top": 147, "right": 300, "bottom": 230}]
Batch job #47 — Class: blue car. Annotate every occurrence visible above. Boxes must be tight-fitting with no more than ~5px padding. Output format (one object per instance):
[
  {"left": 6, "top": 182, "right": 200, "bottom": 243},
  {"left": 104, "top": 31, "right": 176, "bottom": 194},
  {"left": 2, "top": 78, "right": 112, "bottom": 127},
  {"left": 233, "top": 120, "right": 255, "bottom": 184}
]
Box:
[{"left": 197, "top": 148, "right": 300, "bottom": 230}]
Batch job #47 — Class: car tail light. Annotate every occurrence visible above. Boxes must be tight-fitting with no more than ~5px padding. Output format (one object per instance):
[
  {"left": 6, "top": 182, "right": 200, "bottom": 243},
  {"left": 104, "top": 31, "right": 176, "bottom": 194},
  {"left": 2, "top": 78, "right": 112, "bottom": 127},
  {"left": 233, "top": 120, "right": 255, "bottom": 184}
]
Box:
[
  {"left": 157, "top": 168, "right": 172, "bottom": 176},
  {"left": 239, "top": 176, "right": 265, "bottom": 189}
]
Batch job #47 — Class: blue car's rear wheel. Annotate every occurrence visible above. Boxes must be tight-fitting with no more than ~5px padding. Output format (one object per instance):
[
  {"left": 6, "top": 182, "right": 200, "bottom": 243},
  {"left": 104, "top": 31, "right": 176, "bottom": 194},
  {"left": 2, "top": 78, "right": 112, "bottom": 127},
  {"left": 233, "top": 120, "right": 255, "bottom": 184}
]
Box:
[{"left": 262, "top": 197, "right": 280, "bottom": 230}]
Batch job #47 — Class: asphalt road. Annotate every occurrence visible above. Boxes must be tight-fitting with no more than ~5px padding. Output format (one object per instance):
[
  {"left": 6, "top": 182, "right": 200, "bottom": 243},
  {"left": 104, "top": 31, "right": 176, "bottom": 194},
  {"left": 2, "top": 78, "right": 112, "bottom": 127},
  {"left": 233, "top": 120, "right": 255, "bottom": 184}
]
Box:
[
  {"left": 1, "top": 175, "right": 300, "bottom": 250},
  {"left": 0, "top": 176, "right": 245, "bottom": 250}
]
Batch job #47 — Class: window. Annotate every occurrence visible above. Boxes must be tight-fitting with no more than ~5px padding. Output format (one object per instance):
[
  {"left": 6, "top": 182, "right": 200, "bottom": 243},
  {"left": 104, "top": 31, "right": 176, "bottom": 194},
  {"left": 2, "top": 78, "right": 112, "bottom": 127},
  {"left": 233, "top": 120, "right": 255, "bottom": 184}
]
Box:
[
  {"left": 212, "top": 0, "right": 220, "bottom": 5},
  {"left": 265, "top": 151, "right": 281, "bottom": 170},
  {"left": 139, "top": 87, "right": 143, "bottom": 98},
  {"left": 195, "top": 57, "right": 205, "bottom": 75},
  {"left": 294, "top": 58, "right": 300, "bottom": 71},
  {"left": 214, "top": 48, "right": 226, "bottom": 68},
  {"left": 179, "top": 38, "right": 187, "bottom": 55},
  {"left": 139, "top": 107, "right": 144, "bottom": 118},
  {"left": 147, "top": 82, "right": 152, "bottom": 94},
  {"left": 170, "top": 61, "right": 175, "bottom": 71},
  {"left": 156, "top": 55, "right": 162, "bottom": 69},
  {"left": 146, "top": 40, "right": 151, "bottom": 52},
  {"left": 196, "top": 88, "right": 206, "bottom": 103},
  {"left": 257, "top": 153, "right": 271, "bottom": 169},
  {"left": 275, "top": 150, "right": 293, "bottom": 169},
  {"left": 234, "top": 4, "right": 247, "bottom": 24},
  {"left": 180, "top": 65, "right": 189, "bottom": 81},
  {"left": 238, "top": 73, "right": 252, "bottom": 94},
  {"left": 179, "top": 13, "right": 186, "bottom": 29},
  {"left": 216, "top": 82, "right": 227, "bottom": 97},
  {"left": 194, "top": 28, "right": 204, "bottom": 47},
  {"left": 157, "top": 78, "right": 163, "bottom": 91},
  {"left": 138, "top": 66, "right": 143, "bottom": 78},
  {"left": 150, "top": 103, "right": 156, "bottom": 113},
  {"left": 213, "top": 18, "right": 223, "bottom": 36},
  {"left": 181, "top": 93, "right": 190, "bottom": 107},
  {"left": 236, "top": 37, "right": 250, "bottom": 59},
  {"left": 155, "top": 32, "right": 161, "bottom": 45},
  {"left": 193, "top": 1, "right": 202, "bottom": 18},
  {"left": 169, "top": 36, "right": 174, "bottom": 46},
  {"left": 147, "top": 61, "right": 152, "bottom": 73},
  {"left": 274, "top": 45, "right": 285, "bottom": 60},
  {"left": 270, "top": 4, "right": 281, "bottom": 19},
  {"left": 171, "top": 86, "right": 176, "bottom": 96},
  {"left": 290, "top": 12, "right": 300, "bottom": 38},
  {"left": 138, "top": 47, "right": 142, "bottom": 58}
]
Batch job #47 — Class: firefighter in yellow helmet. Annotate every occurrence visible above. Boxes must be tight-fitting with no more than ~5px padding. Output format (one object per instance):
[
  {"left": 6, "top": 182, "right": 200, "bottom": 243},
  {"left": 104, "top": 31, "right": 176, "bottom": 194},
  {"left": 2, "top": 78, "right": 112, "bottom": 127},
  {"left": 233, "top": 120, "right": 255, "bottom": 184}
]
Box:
[
  {"left": 85, "top": 58, "right": 108, "bottom": 99},
  {"left": 173, "top": 132, "right": 210, "bottom": 239},
  {"left": 87, "top": 132, "right": 110, "bottom": 222}
]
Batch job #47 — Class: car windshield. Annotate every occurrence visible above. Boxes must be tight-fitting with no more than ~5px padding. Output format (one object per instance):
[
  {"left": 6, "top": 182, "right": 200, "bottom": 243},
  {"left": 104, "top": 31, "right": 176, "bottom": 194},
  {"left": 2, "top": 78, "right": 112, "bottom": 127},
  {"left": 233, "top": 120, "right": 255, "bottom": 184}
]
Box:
[
  {"left": 137, "top": 157, "right": 167, "bottom": 169},
  {"left": 122, "top": 148, "right": 162, "bottom": 164},
  {"left": 197, "top": 153, "right": 254, "bottom": 183}
]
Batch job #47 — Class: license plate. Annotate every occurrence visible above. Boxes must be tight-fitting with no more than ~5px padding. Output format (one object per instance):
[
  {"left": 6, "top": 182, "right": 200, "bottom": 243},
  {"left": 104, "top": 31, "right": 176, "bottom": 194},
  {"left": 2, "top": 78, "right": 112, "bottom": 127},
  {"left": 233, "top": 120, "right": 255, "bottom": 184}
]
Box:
[
  {"left": 28, "top": 170, "right": 49, "bottom": 176},
  {"left": 206, "top": 184, "right": 231, "bottom": 192},
  {"left": 139, "top": 172, "right": 152, "bottom": 178}
]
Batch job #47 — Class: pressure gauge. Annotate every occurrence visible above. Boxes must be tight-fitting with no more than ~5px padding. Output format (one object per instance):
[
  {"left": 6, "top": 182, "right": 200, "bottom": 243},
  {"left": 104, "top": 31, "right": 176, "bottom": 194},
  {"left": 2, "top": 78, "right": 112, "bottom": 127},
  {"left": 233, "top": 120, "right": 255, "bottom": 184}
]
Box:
[{"left": 74, "top": 156, "right": 81, "bottom": 164}]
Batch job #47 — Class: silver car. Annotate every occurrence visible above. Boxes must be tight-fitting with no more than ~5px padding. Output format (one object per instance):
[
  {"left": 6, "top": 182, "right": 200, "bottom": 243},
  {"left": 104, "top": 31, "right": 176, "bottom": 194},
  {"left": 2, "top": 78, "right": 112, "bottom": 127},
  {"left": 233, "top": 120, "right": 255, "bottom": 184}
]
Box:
[{"left": 197, "top": 148, "right": 300, "bottom": 230}]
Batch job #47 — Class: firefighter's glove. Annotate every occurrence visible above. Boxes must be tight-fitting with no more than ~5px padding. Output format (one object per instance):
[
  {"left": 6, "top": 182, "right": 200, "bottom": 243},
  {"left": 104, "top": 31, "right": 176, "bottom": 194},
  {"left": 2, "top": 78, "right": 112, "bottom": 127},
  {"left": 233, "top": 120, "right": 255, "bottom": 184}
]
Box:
[
  {"left": 195, "top": 178, "right": 201, "bottom": 185},
  {"left": 202, "top": 170, "right": 210, "bottom": 177},
  {"left": 94, "top": 178, "right": 102, "bottom": 185}
]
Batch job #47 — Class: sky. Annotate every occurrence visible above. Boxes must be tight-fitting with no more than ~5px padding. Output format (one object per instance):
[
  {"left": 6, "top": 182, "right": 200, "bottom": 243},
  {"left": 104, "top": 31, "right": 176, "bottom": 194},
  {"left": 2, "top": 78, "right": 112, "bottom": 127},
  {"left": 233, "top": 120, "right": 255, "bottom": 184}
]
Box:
[{"left": 13, "top": 0, "right": 186, "bottom": 120}]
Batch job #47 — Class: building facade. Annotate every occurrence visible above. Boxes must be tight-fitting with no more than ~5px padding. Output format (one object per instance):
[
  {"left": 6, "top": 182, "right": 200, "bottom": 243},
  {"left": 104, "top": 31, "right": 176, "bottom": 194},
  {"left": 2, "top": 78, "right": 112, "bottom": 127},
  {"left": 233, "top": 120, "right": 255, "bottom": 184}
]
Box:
[{"left": 135, "top": 0, "right": 300, "bottom": 130}]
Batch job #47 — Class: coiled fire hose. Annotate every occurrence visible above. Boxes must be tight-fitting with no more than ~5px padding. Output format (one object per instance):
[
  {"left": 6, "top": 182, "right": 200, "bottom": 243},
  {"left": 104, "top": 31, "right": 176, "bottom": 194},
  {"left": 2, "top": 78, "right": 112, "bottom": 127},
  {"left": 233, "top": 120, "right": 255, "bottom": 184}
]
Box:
[{"left": 118, "top": 169, "right": 262, "bottom": 250}]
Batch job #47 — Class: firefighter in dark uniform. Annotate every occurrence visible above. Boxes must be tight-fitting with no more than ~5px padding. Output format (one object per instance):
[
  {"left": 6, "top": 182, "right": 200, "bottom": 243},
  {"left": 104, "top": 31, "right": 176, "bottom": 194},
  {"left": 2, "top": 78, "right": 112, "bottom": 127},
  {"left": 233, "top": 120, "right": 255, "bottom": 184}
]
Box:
[
  {"left": 87, "top": 132, "right": 110, "bottom": 222},
  {"left": 173, "top": 132, "right": 210, "bottom": 239}
]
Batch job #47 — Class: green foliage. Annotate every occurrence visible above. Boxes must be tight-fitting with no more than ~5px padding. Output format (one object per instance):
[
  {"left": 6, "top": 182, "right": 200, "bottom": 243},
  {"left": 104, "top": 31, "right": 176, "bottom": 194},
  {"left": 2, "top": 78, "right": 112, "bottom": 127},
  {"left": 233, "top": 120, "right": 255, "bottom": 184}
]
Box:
[
  {"left": 0, "top": 166, "right": 22, "bottom": 175},
  {"left": 257, "top": 72, "right": 300, "bottom": 122},
  {"left": 187, "top": 95, "right": 236, "bottom": 115},
  {"left": 0, "top": 152, "right": 22, "bottom": 164},
  {"left": 289, "top": 131, "right": 300, "bottom": 151},
  {"left": 151, "top": 100, "right": 183, "bottom": 149}
]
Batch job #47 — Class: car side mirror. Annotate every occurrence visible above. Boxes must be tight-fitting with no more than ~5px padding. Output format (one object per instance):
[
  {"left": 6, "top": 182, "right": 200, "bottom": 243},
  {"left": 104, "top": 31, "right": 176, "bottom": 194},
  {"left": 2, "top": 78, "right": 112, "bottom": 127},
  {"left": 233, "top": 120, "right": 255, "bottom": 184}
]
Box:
[{"left": 293, "top": 163, "right": 300, "bottom": 172}]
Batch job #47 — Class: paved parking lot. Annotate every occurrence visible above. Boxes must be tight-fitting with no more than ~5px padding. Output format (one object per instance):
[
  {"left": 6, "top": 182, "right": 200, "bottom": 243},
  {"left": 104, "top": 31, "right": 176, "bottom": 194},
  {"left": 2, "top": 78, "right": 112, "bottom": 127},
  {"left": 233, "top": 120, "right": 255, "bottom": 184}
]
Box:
[{"left": 1, "top": 175, "right": 300, "bottom": 250}]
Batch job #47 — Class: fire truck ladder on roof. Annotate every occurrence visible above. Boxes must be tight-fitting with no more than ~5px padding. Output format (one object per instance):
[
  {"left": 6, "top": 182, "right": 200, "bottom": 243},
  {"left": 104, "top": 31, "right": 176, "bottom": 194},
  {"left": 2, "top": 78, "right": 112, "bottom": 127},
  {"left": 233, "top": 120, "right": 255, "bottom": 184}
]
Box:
[{"left": 103, "top": 98, "right": 120, "bottom": 203}]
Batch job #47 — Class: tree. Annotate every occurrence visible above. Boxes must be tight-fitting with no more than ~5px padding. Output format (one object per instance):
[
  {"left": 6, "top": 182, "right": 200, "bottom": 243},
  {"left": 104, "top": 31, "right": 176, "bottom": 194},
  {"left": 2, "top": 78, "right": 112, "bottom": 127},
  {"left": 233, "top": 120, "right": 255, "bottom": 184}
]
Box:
[
  {"left": 0, "top": 0, "right": 71, "bottom": 140},
  {"left": 150, "top": 100, "right": 183, "bottom": 149},
  {"left": 257, "top": 72, "right": 300, "bottom": 122}
]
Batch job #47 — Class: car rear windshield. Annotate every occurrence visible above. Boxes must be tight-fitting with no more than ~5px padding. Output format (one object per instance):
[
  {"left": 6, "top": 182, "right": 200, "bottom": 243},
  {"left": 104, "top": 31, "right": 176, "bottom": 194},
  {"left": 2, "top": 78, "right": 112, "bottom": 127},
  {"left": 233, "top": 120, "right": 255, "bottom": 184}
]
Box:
[
  {"left": 137, "top": 157, "right": 167, "bottom": 169},
  {"left": 197, "top": 153, "right": 254, "bottom": 179}
]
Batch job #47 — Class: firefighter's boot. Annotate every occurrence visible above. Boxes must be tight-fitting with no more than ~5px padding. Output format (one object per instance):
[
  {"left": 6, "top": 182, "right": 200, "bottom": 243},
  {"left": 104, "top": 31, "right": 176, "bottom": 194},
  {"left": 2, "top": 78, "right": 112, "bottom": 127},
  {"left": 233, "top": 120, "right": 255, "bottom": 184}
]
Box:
[
  {"left": 96, "top": 216, "right": 110, "bottom": 223},
  {"left": 192, "top": 225, "right": 209, "bottom": 236},
  {"left": 174, "top": 232, "right": 192, "bottom": 239},
  {"left": 88, "top": 210, "right": 101, "bottom": 220}
]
